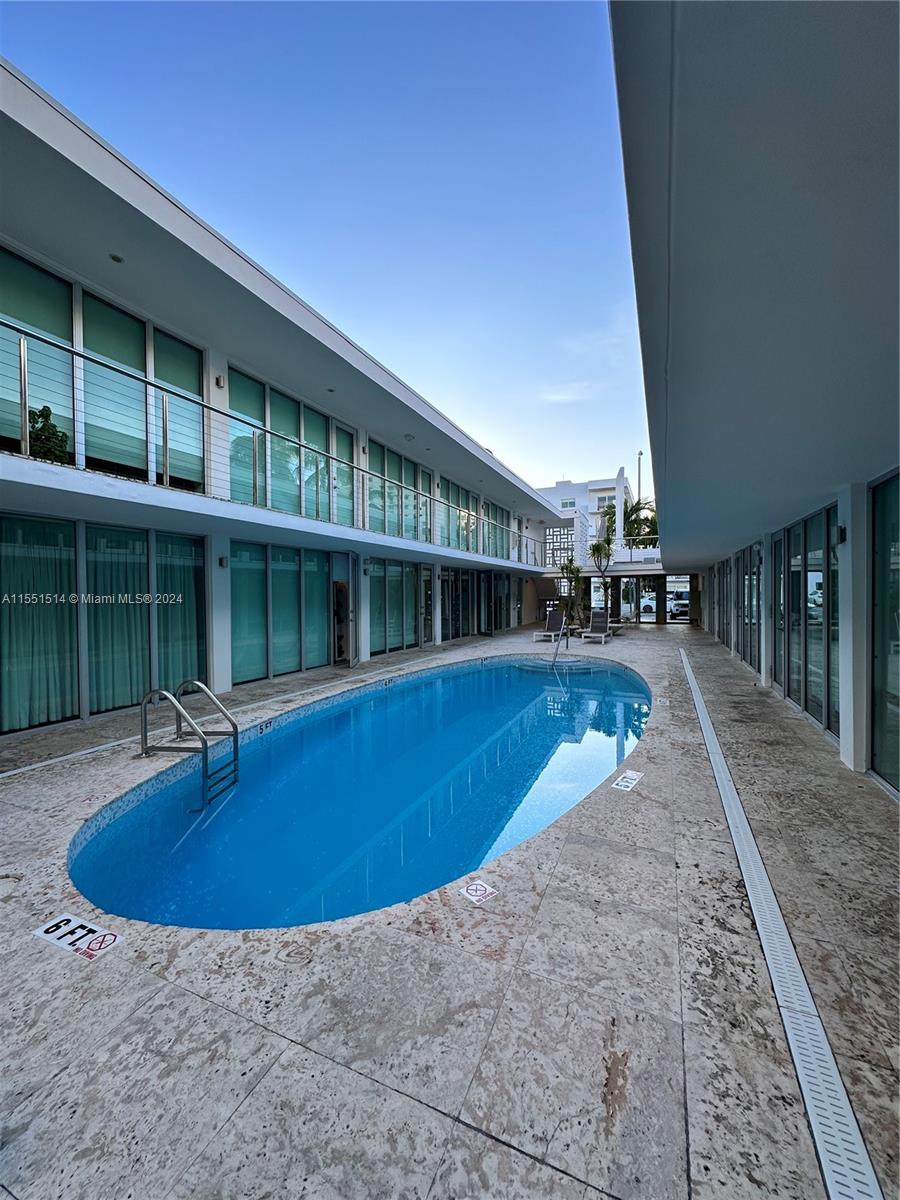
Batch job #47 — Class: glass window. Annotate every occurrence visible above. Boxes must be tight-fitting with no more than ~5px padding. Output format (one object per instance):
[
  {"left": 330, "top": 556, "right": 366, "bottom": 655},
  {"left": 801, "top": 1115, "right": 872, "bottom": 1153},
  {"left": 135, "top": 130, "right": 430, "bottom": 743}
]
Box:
[
  {"left": 0, "top": 515, "right": 78, "bottom": 732},
  {"left": 0, "top": 248, "right": 74, "bottom": 460},
  {"left": 404, "top": 563, "right": 418, "bottom": 647},
  {"left": 369, "top": 558, "right": 386, "bottom": 654},
  {"left": 872, "top": 474, "right": 899, "bottom": 789},
  {"left": 154, "top": 330, "right": 203, "bottom": 491},
  {"left": 335, "top": 427, "right": 354, "bottom": 527},
  {"left": 440, "top": 568, "right": 451, "bottom": 641},
  {"left": 385, "top": 450, "right": 402, "bottom": 537},
  {"left": 402, "top": 459, "right": 417, "bottom": 540},
  {"left": 460, "top": 570, "right": 471, "bottom": 636},
  {"left": 387, "top": 561, "right": 403, "bottom": 650},
  {"left": 788, "top": 523, "right": 803, "bottom": 702},
  {"left": 154, "top": 329, "right": 202, "bottom": 396},
  {"left": 271, "top": 546, "right": 301, "bottom": 675},
  {"left": 419, "top": 469, "right": 432, "bottom": 542},
  {"left": 827, "top": 507, "right": 840, "bottom": 735},
  {"left": 0, "top": 247, "right": 72, "bottom": 341},
  {"left": 86, "top": 525, "right": 150, "bottom": 713},
  {"left": 422, "top": 566, "right": 433, "bottom": 644},
  {"left": 303, "top": 549, "right": 330, "bottom": 668},
  {"left": 805, "top": 512, "right": 825, "bottom": 723},
  {"left": 270, "top": 390, "right": 300, "bottom": 515},
  {"left": 367, "top": 440, "right": 385, "bottom": 534},
  {"left": 773, "top": 537, "right": 785, "bottom": 686},
  {"left": 303, "top": 407, "right": 329, "bottom": 521},
  {"left": 228, "top": 368, "right": 266, "bottom": 505},
  {"left": 742, "top": 548, "right": 751, "bottom": 664},
  {"left": 83, "top": 294, "right": 147, "bottom": 476},
  {"left": 231, "top": 541, "right": 267, "bottom": 684},
  {"left": 157, "top": 533, "right": 206, "bottom": 691},
  {"left": 438, "top": 477, "right": 451, "bottom": 547}
]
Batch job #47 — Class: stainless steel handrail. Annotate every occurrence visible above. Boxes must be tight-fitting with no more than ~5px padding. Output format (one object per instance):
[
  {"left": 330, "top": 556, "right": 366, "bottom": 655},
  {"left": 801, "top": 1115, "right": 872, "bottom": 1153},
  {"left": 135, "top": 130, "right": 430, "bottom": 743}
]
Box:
[
  {"left": 174, "top": 679, "right": 240, "bottom": 791},
  {"left": 140, "top": 688, "right": 210, "bottom": 813},
  {"left": 551, "top": 616, "right": 570, "bottom": 668}
]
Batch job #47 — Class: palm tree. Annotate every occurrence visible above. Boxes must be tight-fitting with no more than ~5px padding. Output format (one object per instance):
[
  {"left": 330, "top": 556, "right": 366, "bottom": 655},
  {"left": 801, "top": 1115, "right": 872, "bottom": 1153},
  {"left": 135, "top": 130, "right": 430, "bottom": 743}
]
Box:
[
  {"left": 558, "top": 555, "right": 584, "bottom": 627},
  {"left": 588, "top": 531, "right": 614, "bottom": 609},
  {"left": 599, "top": 498, "right": 657, "bottom": 547}
]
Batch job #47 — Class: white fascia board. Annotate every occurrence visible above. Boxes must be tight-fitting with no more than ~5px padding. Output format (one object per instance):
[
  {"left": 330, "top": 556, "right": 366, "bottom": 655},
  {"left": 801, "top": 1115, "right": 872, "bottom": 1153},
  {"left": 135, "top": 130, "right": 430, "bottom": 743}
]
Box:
[
  {"left": 1, "top": 456, "right": 547, "bottom": 574},
  {"left": 0, "top": 59, "right": 558, "bottom": 524}
]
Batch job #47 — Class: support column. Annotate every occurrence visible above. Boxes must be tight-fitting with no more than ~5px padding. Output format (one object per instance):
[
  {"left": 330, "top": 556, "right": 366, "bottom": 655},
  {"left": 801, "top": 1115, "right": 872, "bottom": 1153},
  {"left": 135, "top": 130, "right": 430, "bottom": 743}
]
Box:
[
  {"left": 610, "top": 577, "right": 622, "bottom": 622},
  {"left": 654, "top": 575, "right": 668, "bottom": 624},
  {"left": 433, "top": 564, "right": 443, "bottom": 645},
  {"left": 838, "top": 483, "right": 868, "bottom": 771},
  {"left": 357, "top": 559, "right": 371, "bottom": 662},
  {"left": 614, "top": 467, "right": 626, "bottom": 551},
  {"left": 207, "top": 531, "right": 232, "bottom": 693}
]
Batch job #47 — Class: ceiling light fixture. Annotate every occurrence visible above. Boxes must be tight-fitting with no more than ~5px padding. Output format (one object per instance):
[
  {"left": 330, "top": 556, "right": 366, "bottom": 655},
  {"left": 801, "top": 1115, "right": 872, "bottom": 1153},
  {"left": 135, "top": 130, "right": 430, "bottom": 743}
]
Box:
[{"left": 109, "top": 253, "right": 124, "bottom": 263}]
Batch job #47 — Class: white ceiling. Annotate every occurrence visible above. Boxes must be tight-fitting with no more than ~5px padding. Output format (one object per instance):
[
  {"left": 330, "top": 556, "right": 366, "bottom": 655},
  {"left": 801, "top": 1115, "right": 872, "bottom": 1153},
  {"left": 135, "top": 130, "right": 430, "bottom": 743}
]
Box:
[{"left": 610, "top": 1, "right": 899, "bottom": 570}]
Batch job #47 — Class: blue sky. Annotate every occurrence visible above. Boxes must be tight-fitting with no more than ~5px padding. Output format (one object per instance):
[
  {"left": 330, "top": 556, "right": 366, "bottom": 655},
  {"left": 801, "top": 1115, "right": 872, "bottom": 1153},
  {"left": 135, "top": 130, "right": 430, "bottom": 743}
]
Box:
[{"left": 1, "top": 1, "right": 650, "bottom": 493}]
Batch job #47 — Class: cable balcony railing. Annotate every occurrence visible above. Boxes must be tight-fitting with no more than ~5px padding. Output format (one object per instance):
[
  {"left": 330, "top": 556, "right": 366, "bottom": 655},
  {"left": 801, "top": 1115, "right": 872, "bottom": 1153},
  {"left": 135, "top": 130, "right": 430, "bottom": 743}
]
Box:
[{"left": 0, "top": 319, "right": 545, "bottom": 568}]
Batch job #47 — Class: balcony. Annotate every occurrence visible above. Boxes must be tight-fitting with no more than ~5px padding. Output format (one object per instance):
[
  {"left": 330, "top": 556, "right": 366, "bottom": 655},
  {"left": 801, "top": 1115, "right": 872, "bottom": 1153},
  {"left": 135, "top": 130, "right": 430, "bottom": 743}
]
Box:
[{"left": 0, "top": 321, "right": 544, "bottom": 568}]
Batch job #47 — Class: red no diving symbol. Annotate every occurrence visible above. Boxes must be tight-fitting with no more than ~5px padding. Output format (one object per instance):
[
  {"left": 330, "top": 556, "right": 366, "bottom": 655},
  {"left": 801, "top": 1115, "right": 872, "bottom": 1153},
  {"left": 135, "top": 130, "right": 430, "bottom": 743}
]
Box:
[{"left": 86, "top": 932, "right": 117, "bottom": 953}]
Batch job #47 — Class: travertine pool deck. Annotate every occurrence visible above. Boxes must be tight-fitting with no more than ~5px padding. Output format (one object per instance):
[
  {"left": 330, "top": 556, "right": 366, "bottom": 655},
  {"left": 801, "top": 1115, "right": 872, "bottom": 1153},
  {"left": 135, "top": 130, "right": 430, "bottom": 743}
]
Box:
[{"left": 0, "top": 626, "right": 897, "bottom": 1199}]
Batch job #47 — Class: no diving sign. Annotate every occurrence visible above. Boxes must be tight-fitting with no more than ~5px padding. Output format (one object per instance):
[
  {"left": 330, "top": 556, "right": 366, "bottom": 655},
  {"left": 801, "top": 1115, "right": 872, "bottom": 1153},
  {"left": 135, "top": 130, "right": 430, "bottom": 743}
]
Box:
[
  {"left": 33, "top": 914, "right": 122, "bottom": 961},
  {"left": 459, "top": 880, "right": 498, "bottom": 905}
]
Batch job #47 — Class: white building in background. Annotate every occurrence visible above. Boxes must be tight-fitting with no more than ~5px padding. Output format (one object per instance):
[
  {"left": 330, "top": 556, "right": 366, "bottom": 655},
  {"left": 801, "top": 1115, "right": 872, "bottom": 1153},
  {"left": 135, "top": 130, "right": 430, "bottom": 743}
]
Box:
[
  {"left": 539, "top": 473, "right": 635, "bottom": 537},
  {"left": 539, "top": 468, "right": 638, "bottom": 567},
  {"left": 0, "top": 62, "right": 560, "bottom": 737}
]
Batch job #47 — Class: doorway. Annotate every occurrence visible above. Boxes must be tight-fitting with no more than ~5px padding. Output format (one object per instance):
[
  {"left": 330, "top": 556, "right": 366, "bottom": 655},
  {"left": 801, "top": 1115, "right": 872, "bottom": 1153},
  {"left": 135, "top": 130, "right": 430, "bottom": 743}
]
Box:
[{"left": 331, "top": 552, "right": 358, "bottom": 666}]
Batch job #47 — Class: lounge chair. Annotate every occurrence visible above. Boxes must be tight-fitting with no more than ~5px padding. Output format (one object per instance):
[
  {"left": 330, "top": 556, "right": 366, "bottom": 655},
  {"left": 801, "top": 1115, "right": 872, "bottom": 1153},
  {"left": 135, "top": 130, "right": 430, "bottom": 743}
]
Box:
[
  {"left": 533, "top": 609, "right": 566, "bottom": 642},
  {"left": 581, "top": 608, "right": 612, "bottom": 644}
]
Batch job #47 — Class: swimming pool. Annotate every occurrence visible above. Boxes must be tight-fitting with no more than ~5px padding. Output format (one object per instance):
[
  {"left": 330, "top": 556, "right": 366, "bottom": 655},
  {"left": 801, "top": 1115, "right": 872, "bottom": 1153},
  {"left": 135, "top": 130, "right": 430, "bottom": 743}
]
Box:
[{"left": 69, "top": 657, "right": 651, "bottom": 929}]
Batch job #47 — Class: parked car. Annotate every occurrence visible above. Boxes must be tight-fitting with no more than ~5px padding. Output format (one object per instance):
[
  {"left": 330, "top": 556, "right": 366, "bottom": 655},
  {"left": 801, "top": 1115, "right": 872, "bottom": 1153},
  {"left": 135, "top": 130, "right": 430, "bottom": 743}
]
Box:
[
  {"left": 669, "top": 589, "right": 690, "bottom": 618},
  {"left": 640, "top": 596, "right": 673, "bottom": 615}
]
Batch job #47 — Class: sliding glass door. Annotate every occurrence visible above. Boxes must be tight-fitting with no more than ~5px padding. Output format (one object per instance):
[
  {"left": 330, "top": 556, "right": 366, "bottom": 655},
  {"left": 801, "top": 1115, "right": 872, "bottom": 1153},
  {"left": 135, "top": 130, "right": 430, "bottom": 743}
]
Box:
[
  {"left": 86, "top": 525, "right": 150, "bottom": 713},
  {"left": 804, "top": 512, "right": 825, "bottom": 723},
  {"left": 231, "top": 541, "right": 268, "bottom": 684},
  {"left": 0, "top": 515, "right": 78, "bottom": 732},
  {"left": 872, "top": 473, "right": 899, "bottom": 789},
  {"left": 271, "top": 547, "right": 302, "bottom": 676},
  {"left": 787, "top": 523, "right": 803, "bottom": 703},
  {"left": 772, "top": 535, "right": 784, "bottom": 688},
  {"left": 157, "top": 533, "right": 206, "bottom": 691}
]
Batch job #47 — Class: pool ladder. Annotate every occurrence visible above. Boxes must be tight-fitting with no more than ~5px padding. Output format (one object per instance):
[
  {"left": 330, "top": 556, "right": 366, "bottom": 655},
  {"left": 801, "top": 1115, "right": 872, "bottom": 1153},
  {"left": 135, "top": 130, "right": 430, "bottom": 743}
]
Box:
[{"left": 140, "top": 680, "right": 239, "bottom": 813}]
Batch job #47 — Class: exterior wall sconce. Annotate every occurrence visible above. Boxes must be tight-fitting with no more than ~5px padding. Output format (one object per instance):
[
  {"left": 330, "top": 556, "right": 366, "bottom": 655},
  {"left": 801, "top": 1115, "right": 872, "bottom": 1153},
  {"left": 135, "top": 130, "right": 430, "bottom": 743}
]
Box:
[
  {"left": 215, "top": 374, "right": 225, "bottom": 389},
  {"left": 218, "top": 556, "right": 229, "bottom": 568}
]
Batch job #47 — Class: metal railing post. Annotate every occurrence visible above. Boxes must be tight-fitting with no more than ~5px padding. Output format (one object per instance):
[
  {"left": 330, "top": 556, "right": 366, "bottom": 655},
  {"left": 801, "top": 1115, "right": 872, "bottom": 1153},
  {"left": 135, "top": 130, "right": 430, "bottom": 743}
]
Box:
[
  {"left": 251, "top": 429, "right": 260, "bottom": 506},
  {"left": 18, "top": 336, "right": 29, "bottom": 456},
  {"left": 161, "top": 393, "right": 170, "bottom": 486}
]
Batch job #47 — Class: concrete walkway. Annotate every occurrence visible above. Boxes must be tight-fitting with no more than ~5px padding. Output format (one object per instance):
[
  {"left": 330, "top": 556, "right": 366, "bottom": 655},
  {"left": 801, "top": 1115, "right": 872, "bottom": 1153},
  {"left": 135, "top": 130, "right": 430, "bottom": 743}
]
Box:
[{"left": 0, "top": 626, "right": 896, "bottom": 1199}]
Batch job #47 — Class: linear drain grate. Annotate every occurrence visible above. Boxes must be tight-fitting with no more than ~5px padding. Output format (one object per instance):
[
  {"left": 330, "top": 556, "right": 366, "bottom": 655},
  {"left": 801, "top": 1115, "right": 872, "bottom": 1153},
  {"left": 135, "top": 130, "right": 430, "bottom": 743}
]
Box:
[{"left": 680, "top": 648, "right": 884, "bottom": 1200}]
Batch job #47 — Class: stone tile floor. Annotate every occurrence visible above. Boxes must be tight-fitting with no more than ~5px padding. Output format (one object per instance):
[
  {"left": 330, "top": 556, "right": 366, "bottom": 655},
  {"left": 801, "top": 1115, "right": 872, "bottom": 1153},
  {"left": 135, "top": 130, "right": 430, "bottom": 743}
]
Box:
[{"left": 0, "top": 625, "right": 896, "bottom": 1199}]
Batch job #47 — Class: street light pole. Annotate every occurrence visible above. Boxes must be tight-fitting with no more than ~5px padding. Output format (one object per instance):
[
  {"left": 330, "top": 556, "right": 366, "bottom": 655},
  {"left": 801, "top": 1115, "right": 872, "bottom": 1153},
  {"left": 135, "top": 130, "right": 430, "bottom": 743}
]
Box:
[{"left": 637, "top": 449, "right": 643, "bottom": 503}]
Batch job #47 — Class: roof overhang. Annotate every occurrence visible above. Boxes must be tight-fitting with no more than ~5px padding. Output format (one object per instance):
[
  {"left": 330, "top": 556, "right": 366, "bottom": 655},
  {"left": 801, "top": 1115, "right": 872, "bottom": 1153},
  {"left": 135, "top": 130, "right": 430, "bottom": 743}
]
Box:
[
  {"left": 0, "top": 61, "right": 559, "bottom": 526},
  {"left": 610, "top": 1, "right": 899, "bottom": 571}
]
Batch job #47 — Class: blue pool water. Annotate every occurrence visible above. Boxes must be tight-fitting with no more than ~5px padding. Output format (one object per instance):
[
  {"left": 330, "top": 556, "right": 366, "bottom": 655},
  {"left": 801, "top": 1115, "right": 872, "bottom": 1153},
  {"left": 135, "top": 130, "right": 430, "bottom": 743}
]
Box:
[{"left": 69, "top": 658, "right": 651, "bottom": 929}]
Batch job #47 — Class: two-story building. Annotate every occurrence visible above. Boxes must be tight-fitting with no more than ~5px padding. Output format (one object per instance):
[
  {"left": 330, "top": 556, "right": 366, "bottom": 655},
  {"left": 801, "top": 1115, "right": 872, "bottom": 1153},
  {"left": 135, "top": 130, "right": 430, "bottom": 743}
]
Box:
[{"left": 0, "top": 62, "right": 558, "bottom": 737}]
